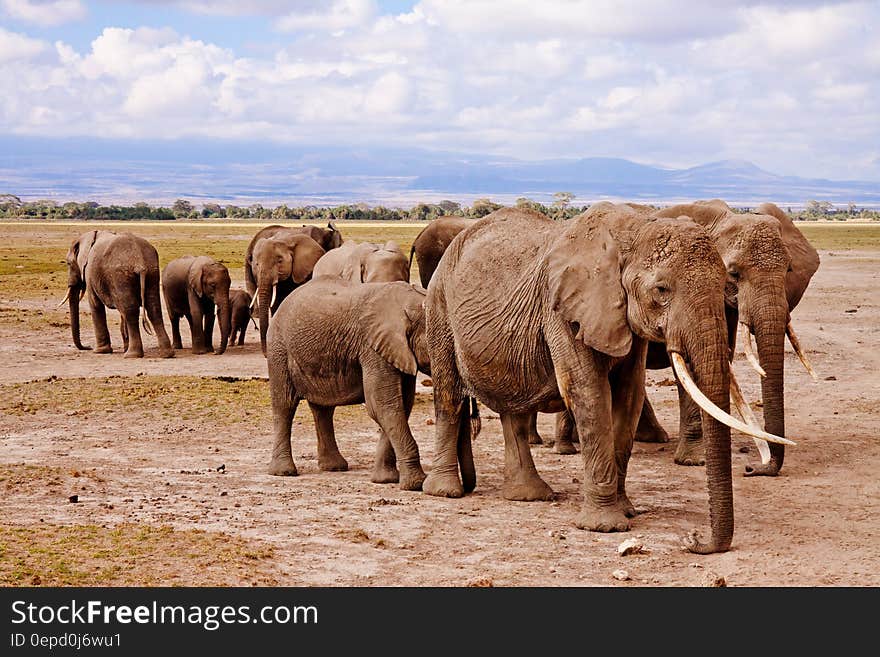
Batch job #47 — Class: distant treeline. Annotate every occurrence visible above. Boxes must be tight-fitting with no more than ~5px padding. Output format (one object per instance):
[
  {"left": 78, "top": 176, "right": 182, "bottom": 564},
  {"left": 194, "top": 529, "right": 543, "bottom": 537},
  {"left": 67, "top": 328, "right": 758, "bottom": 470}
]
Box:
[{"left": 0, "top": 194, "right": 876, "bottom": 222}]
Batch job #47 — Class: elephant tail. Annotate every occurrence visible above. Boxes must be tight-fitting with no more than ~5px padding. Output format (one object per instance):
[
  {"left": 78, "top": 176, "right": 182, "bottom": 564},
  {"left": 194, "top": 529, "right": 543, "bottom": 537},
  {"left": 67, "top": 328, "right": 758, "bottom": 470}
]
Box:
[
  {"left": 139, "top": 270, "right": 155, "bottom": 336},
  {"left": 408, "top": 243, "right": 416, "bottom": 278}
]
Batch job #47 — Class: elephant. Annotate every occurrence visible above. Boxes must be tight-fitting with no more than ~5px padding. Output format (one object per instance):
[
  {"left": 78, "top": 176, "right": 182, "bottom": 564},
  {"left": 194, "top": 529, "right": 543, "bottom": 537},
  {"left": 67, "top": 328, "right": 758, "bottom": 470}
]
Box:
[
  {"left": 62, "top": 230, "right": 173, "bottom": 359},
  {"left": 229, "top": 289, "right": 254, "bottom": 346},
  {"left": 422, "top": 204, "right": 790, "bottom": 554},
  {"left": 244, "top": 223, "right": 342, "bottom": 298},
  {"left": 249, "top": 230, "right": 326, "bottom": 356},
  {"left": 312, "top": 240, "right": 410, "bottom": 283},
  {"left": 266, "top": 277, "right": 431, "bottom": 490},
  {"left": 629, "top": 200, "right": 820, "bottom": 476},
  {"left": 409, "top": 216, "right": 477, "bottom": 287},
  {"left": 161, "top": 255, "right": 232, "bottom": 355}
]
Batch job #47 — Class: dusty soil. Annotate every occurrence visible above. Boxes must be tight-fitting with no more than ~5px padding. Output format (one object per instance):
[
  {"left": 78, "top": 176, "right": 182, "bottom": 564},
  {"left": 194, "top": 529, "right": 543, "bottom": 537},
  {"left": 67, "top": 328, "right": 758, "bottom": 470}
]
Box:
[{"left": 1, "top": 250, "right": 878, "bottom": 587}]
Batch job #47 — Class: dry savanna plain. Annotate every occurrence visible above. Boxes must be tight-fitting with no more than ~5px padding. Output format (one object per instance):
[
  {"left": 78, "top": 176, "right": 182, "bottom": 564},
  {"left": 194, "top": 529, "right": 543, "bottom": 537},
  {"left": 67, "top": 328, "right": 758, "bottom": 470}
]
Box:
[{"left": 0, "top": 220, "right": 878, "bottom": 587}]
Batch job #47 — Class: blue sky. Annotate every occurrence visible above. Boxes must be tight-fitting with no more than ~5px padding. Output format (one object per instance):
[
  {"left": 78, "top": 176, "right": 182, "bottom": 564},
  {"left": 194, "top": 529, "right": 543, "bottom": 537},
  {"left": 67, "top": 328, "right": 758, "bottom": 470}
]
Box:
[{"left": 2, "top": 1, "right": 878, "bottom": 180}]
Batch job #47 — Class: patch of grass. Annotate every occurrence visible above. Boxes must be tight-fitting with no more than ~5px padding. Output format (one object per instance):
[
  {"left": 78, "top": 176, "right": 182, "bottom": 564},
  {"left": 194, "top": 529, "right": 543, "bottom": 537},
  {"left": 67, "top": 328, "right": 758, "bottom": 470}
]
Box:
[
  {"left": 797, "top": 224, "right": 880, "bottom": 251},
  {"left": 0, "top": 463, "right": 104, "bottom": 490},
  {"left": 0, "top": 375, "right": 271, "bottom": 422},
  {"left": 0, "top": 306, "right": 69, "bottom": 330},
  {"left": 0, "top": 522, "right": 278, "bottom": 586}
]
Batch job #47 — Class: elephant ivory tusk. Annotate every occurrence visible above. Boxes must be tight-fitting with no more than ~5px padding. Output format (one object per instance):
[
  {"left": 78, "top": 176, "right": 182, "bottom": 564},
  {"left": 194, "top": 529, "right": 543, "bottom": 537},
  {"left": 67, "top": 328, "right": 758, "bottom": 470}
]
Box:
[
  {"left": 270, "top": 286, "right": 277, "bottom": 310},
  {"left": 57, "top": 289, "right": 71, "bottom": 308},
  {"left": 671, "top": 353, "right": 795, "bottom": 446},
  {"left": 729, "top": 368, "right": 771, "bottom": 464},
  {"left": 786, "top": 322, "right": 819, "bottom": 382},
  {"left": 250, "top": 294, "right": 259, "bottom": 311},
  {"left": 78, "top": 287, "right": 87, "bottom": 302},
  {"left": 739, "top": 323, "right": 766, "bottom": 378}
]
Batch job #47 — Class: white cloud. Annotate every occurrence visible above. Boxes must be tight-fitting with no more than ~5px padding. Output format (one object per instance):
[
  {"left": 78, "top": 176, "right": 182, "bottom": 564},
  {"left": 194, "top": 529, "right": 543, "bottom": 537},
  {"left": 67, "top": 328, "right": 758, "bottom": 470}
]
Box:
[
  {"left": 1, "top": 0, "right": 85, "bottom": 27},
  {"left": 0, "top": 26, "right": 46, "bottom": 63},
  {"left": 0, "top": 0, "right": 878, "bottom": 179}
]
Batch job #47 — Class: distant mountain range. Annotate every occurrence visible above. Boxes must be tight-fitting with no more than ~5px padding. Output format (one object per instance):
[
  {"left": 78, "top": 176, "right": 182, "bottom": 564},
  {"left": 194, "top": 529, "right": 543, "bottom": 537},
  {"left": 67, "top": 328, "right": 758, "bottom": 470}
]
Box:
[{"left": 1, "top": 136, "right": 877, "bottom": 208}]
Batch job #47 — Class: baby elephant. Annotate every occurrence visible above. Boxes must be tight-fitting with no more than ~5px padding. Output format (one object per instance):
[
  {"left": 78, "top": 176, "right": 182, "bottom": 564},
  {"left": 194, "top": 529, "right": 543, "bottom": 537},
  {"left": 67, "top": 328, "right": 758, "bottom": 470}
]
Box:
[
  {"left": 229, "top": 289, "right": 254, "bottom": 346},
  {"left": 267, "top": 277, "right": 430, "bottom": 490},
  {"left": 162, "top": 256, "right": 233, "bottom": 355}
]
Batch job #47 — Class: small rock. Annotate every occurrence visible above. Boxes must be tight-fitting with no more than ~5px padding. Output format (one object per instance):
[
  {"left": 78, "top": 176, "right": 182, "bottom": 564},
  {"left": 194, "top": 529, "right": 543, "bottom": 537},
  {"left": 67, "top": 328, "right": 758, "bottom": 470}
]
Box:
[
  {"left": 31, "top": 574, "right": 41, "bottom": 586},
  {"left": 612, "top": 569, "right": 630, "bottom": 581},
  {"left": 824, "top": 375, "right": 837, "bottom": 381},
  {"left": 421, "top": 378, "right": 433, "bottom": 387},
  {"left": 844, "top": 308, "right": 858, "bottom": 313},
  {"left": 571, "top": 477, "right": 580, "bottom": 484},
  {"left": 220, "top": 491, "right": 228, "bottom": 497},
  {"left": 689, "top": 563, "right": 704, "bottom": 569},
  {"left": 68, "top": 495, "right": 78, "bottom": 503},
  {"left": 701, "top": 572, "right": 727, "bottom": 587},
  {"left": 216, "top": 464, "right": 226, "bottom": 473},
  {"left": 425, "top": 418, "right": 435, "bottom": 426},
  {"left": 467, "top": 578, "right": 494, "bottom": 587},
  {"left": 617, "top": 538, "right": 647, "bottom": 556}
]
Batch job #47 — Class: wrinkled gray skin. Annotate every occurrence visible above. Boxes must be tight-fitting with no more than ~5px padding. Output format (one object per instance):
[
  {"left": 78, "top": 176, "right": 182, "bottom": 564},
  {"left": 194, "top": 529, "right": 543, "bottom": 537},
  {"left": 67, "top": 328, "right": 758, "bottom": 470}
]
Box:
[
  {"left": 628, "top": 200, "right": 819, "bottom": 476},
  {"left": 267, "top": 278, "right": 431, "bottom": 490},
  {"left": 313, "top": 240, "right": 410, "bottom": 283},
  {"left": 228, "top": 289, "right": 254, "bottom": 346},
  {"left": 65, "top": 230, "right": 173, "bottom": 359},
  {"left": 250, "top": 231, "right": 326, "bottom": 356},
  {"left": 424, "top": 205, "right": 736, "bottom": 553},
  {"left": 244, "top": 223, "right": 342, "bottom": 298},
  {"left": 409, "top": 216, "right": 477, "bottom": 288},
  {"left": 162, "top": 255, "right": 232, "bottom": 355}
]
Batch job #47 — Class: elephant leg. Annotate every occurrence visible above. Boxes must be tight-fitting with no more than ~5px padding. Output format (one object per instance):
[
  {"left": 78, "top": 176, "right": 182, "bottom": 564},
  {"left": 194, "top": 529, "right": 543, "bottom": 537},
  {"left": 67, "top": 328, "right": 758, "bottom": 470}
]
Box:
[
  {"left": 90, "top": 295, "right": 112, "bottom": 354},
  {"left": 554, "top": 409, "right": 579, "bottom": 454},
  {"left": 308, "top": 403, "right": 348, "bottom": 472},
  {"left": 189, "top": 304, "right": 207, "bottom": 355},
  {"left": 120, "top": 316, "right": 129, "bottom": 353},
  {"left": 267, "top": 359, "right": 300, "bottom": 476},
  {"left": 610, "top": 338, "right": 648, "bottom": 518},
  {"left": 635, "top": 395, "right": 670, "bottom": 443},
  {"left": 674, "top": 381, "right": 705, "bottom": 466},
  {"left": 364, "top": 367, "right": 425, "bottom": 491},
  {"left": 238, "top": 323, "right": 246, "bottom": 346},
  {"left": 202, "top": 301, "right": 215, "bottom": 353},
  {"left": 144, "top": 283, "right": 173, "bottom": 358},
  {"left": 170, "top": 314, "right": 183, "bottom": 350},
  {"left": 527, "top": 413, "right": 544, "bottom": 445},
  {"left": 500, "top": 412, "right": 554, "bottom": 501},
  {"left": 122, "top": 306, "right": 144, "bottom": 358},
  {"left": 371, "top": 430, "right": 399, "bottom": 484},
  {"left": 422, "top": 313, "right": 470, "bottom": 498}
]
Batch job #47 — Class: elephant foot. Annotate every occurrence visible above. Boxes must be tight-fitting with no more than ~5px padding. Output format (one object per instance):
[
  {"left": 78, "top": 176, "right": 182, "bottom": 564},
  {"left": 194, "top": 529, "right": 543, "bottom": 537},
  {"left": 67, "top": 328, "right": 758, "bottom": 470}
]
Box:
[
  {"left": 370, "top": 465, "right": 399, "bottom": 484},
  {"left": 318, "top": 454, "right": 349, "bottom": 472},
  {"left": 213, "top": 348, "right": 226, "bottom": 356},
  {"left": 502, "top": 475, "right": 554, "bottom": 502},
  {"left": 744, "top": 461, "right": 780, "bottom": 477},
  {"left": 635, "top": 425, "right": 669, "bottom": 443},
  {"left": 94, "top": 345, "right": 113, "bottom": 354},
  {"left": 123, "top": 349, "right": 144, "bottom": 359},
  {"left": 268, "top": 458, "right": 298, "bottom": 477},
  {"left": 158, "top": 348, "right": 175, "bottom": 359},
  {"left": 191, "top": 347, "right": 208, "bottom": 356},
  {"left": 554, "top": 440, "right": 578, "bottom": 455},
  {"left": 528, "top": 432, "right": 543, "bottom": 445},
  {"left": 173, "top": 342, "right": 183, "bottom": 350},
  {"left": 618, "top": 492, "right": 637, "bottom": 518},
  {"left": 674, "top": 439, "right": 705, "bottom": 466},
  {"left": 422, "top": 470, "right": 464, "bottom": 498},
  {"left": 575, "top": 504, "right": 631, "bottom": 533},
  {"left": 398, "top": 466, "right": 427, "bottom": 491}
]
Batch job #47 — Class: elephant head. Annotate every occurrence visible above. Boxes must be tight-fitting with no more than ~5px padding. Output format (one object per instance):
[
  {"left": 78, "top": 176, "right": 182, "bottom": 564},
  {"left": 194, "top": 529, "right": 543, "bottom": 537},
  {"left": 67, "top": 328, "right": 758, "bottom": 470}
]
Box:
[
  {"left": 343, "top": 241, "right": 410, "bottom": 283},
  {"left": 62, "top": 229, "right": 102, "bottom": 350},
  {"left": 657, "top": 200, "right": 819, "bottom": 476},
  {"left": 188, "top": 256, "right": 232, "bottom": 355},
  {"left": 548, "top": 202, "right": 771, "bottom": 553},
  {"left": 325, "top": 222, "right": 343, "bottom": 250},
  {"left": 362, "top": 282, "right": 430, "bottom": 375},
  {"left": 252, "top": 232, "right": 325, "bottom": 355}
]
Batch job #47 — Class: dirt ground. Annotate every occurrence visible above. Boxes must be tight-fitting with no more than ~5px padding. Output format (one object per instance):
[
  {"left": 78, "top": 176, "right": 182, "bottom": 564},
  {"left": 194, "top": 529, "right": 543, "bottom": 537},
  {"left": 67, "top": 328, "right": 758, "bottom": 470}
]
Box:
[{"left": 1, "top": 228, "right": 878, "bottom": 586}]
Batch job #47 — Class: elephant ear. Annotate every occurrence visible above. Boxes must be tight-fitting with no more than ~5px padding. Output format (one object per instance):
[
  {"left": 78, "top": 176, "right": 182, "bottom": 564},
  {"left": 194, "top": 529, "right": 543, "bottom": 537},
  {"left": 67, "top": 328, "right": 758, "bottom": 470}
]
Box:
[
  {"left": 341, "top": 243, "right": 376, "bottom": 283},
  {"left": 545, "top": 213, "right": 632, "bottom": 357},
  {"left": 383, "top": 240, "right": 402, "bottom": 254},
  {"left": 756, "top": 202, "right": 820, "bottom": 309},
  {"left": 291, "top": 236, "right": 326, "bottom": 284},
  {"left": 188, "top": 256, "right": 212, "bottom": 297},
  {"left": 362, "top": 282, "right": 419, "bottom": 375},
  {"left": 75, "top": 230, "right": 99, "bottom": 281}
]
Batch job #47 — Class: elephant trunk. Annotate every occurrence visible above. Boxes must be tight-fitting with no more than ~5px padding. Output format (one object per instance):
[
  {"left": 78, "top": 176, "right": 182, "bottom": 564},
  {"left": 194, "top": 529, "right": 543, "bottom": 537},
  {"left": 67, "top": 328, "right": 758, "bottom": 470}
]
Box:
[
  {"left": 680, "top": 312, "right": 733, "bottom": 554},
  {"left": 258, "top": 280, "right": 273, "bottom": 357},
  {"left": 215, "top": 295, "right": 232, "bottom": 355},
  {"left": 750, "top": 282, "right": 789, "bottom": 474},
  {"left": 69, "top": 286, "right": 89, "bottom": 350}
]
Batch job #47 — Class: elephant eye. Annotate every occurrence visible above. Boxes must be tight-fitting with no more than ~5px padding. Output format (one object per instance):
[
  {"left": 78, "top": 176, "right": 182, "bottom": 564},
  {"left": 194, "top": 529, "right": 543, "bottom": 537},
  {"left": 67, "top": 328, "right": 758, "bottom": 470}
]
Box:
[
  {"left": 727, "top": 268, "right": 740, "bottom": 281},
  {"left": 651, "top": 283, "right": 671, "bottom": 305}
]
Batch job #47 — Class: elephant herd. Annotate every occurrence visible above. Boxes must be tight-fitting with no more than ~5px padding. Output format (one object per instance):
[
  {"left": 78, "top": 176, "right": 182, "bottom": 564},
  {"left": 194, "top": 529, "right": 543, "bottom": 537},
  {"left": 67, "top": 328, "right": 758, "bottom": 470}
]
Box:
[{"left": 62, "top": 198, "right": 820, "bottom": 554}]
